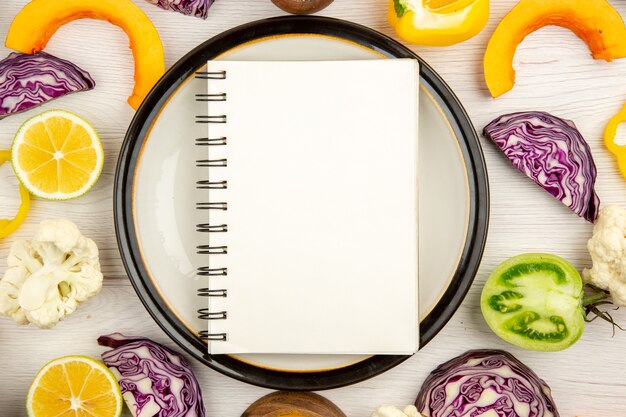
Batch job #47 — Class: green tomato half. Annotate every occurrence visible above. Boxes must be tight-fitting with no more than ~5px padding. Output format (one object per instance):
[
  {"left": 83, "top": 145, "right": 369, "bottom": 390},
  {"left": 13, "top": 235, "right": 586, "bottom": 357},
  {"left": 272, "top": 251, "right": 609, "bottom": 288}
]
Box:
[{"left": 480, "top": 253, "right": 585, "bottom": 352}]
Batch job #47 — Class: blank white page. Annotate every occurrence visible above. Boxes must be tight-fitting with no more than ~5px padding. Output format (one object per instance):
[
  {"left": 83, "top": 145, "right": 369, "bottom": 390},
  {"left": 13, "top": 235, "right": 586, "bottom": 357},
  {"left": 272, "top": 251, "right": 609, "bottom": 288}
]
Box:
[{"left": 204, "top": 60, "right": 419, "bottom": 354}]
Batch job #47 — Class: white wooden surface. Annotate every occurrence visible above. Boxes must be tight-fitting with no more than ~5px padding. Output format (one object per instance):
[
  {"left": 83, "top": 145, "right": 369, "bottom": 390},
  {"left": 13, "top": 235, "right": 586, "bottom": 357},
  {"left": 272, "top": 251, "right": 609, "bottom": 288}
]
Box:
[{"left": 1, "top": 0, "right": 626, "bottom": 415}]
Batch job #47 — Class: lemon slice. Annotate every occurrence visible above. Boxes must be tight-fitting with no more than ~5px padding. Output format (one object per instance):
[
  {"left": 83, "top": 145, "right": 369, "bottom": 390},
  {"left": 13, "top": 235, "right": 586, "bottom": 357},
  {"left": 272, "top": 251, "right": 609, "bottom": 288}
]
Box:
[
  {"left": 27, "top": 356, "right": 123, "bottom": 417},
  {"left": 12, "top": 110, "right": 104, "bottom": 200}
]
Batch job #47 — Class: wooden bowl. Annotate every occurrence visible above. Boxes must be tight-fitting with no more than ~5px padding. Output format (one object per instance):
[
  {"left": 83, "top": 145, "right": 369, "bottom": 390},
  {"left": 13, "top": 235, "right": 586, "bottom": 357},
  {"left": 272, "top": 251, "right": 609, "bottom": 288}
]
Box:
[
  {"left": 241, "top": 391, "right": 347, "bottom": 417},
  {"left": 271, "top": 0, "right": 334, "bottom": 14}
]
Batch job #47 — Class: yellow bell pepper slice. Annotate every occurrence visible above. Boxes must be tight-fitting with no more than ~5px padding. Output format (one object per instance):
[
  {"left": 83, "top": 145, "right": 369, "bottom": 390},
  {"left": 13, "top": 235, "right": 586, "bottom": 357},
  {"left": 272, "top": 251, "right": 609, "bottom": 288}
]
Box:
[
  {"left": 0, "top": 150, "right": 30, "bottom": 238},
  {"left": 388, "top": 0, "right": 489, "bottom": 46},
  {"left": 604, "top": 103, "right": 626, "bottom": 180}
]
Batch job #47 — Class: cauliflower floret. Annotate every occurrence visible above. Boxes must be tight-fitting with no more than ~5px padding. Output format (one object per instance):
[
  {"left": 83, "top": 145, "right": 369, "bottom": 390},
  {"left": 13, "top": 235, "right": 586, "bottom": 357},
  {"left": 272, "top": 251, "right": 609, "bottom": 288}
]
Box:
[
  {"left": 0, "top": 219, "right": 102, "bottom": 328},
  {"left": 0, "top": 262, "right": 30, "bottom": 324},
  {"left": 371, "top": 406, "right": 423, "bottom": 417},
  {"left": 583, "top": 205, "right": 626, "bottom": 306}
]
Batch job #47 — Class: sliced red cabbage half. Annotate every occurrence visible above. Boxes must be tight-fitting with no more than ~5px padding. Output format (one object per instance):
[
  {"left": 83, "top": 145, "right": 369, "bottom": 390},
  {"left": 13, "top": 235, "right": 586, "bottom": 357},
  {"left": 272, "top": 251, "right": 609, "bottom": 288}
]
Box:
[
  {"left": 416, "top": 349, "right": 559, "bottom": 417},
  {"left": 483, "top": 111, "right": 600, "bottom": 222},
  {"left": 98, "top": 333, "right": 205, "bottom": 417},
  {"left": 146, "top": 0, "right": 214, "bottom": 19},
  {"left": 0, "top": 52, "right": 95, "bottom": 119}
]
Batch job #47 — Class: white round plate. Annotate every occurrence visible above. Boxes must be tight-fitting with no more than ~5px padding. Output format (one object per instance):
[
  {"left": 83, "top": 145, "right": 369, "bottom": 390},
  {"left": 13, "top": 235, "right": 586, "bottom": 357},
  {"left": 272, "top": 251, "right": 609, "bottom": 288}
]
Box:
[{"left": 115, "top": 16, "right": 489, "bottom": 390}]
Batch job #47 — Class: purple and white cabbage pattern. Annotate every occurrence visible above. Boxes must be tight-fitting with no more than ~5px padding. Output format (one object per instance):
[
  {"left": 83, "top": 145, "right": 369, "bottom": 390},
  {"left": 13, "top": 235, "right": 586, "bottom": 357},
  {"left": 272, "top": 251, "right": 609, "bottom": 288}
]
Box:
[
  {"left": 146, "top": 0, "right": 214, "bottom": 19},
  {"left": 416, "top": 350, "right": 559, "bottom": 417},
  {"left": 98, "top": 333, "right": 205, "bottom": 417},
  {"left": 483, "top": 111, "right": 600, "bottom": 222},
  {"left": 0, "top": 52, "right": 95, "bottom": 119}
]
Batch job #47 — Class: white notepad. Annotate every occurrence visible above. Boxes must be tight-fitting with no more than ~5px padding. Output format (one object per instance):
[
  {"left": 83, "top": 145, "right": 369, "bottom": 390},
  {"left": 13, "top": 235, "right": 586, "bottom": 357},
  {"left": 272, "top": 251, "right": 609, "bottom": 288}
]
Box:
[{"left": 201, "top": 59, "right": 419, "bottom": 354}]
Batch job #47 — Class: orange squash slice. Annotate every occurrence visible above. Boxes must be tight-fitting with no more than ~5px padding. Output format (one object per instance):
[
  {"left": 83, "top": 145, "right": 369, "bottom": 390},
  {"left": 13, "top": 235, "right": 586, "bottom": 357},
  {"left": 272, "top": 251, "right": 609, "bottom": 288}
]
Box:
[
  {"left": 484, "top": 0, "right": 626, "bottom": 98},
  {"left": 5, "top": 0, "right": 165, "bottom": 110}
]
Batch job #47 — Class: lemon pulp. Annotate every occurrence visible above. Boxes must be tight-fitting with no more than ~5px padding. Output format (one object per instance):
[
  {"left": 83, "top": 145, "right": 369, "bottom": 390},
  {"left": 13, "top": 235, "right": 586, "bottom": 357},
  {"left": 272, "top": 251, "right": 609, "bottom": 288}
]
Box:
[
  {"left": 12, "top": 110, "right": 103, "bottom": 200},
  {"left": 27, "top": 355, "right": 122, "bottom": 417}
]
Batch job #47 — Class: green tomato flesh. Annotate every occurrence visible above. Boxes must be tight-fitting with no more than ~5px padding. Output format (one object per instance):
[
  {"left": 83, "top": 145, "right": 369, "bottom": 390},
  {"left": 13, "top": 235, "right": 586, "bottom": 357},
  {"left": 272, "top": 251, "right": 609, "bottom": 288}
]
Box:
[{"left": 480, "top": 253, "right": 585, "bottom": 352}]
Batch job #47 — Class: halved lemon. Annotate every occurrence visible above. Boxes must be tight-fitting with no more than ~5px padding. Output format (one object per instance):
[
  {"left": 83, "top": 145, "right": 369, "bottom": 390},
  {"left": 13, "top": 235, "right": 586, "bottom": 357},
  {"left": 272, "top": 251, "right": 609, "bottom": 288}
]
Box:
[
  {"left": 27, "top": 355, "right": 123, "bottom": 417},
  {"left": 11, "top": 110, "right": 104, "bottom": 200}
]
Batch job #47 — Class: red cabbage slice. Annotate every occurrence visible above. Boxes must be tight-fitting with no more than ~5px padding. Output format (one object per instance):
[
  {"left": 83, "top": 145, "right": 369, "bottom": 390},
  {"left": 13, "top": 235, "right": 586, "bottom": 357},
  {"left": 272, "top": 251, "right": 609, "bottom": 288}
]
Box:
[
  {"left": 483, "top": 111, "right": 600, "bottom": 222},
  {"left": 0, "top": 52, "right": 95, "bottom": 119},
  {"left": 146, "top": 0, "right": 214, "bottom": 19},
  {"left": 416, "top": 350, "right": 559, "bottom": 417},
  {"left": 98, "top": 333, "right": 205, "bottom": 417}
]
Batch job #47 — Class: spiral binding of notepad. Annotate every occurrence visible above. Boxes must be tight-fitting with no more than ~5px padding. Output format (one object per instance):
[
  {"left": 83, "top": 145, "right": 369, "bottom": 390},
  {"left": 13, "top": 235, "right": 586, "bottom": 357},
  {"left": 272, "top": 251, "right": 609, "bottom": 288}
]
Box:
[{"left": 195, "top": 70, "right": 228, "bottom": 343}]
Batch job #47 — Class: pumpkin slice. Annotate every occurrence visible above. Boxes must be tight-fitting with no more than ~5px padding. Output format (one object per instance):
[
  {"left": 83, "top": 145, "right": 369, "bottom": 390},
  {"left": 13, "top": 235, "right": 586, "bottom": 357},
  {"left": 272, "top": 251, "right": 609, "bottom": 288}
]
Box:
[
  {"left": 484, "top": 0, "right": 626, "bottom": 98},
  {"left": 5, "top": 0, "right": 165, "bottom": 110}
]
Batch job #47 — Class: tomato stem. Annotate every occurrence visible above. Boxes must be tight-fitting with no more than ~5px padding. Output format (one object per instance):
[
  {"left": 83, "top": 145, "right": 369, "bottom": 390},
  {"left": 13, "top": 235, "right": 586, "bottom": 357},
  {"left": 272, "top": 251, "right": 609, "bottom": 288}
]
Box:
[
  {"left": 581, "top": 286, "right": 610, "bottom": 307},
  {"left": 582, "top": 284, "right": 624, "bottom": 336}
]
